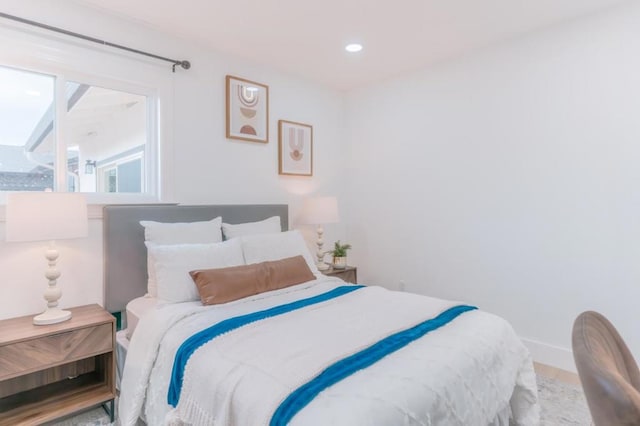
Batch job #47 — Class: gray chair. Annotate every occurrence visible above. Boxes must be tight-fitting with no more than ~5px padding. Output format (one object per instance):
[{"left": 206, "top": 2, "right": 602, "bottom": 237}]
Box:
[{"left": 572, "top": 311, "right": 640, "bottom": 425}]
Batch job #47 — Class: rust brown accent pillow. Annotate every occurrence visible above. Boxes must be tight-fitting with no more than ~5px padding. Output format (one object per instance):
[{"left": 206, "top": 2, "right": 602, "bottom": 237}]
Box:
[{"left": 190, "top": 255, "right": 316, "bottom": 305}]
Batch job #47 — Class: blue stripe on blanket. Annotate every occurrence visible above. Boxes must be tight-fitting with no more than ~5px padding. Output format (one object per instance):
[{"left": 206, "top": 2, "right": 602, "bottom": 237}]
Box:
[
  {"left": 168, "top": 285, "right": 365, "bottom": 407},
  {"left": 270, "top": 304, "right": 478, "bottom": 426}
]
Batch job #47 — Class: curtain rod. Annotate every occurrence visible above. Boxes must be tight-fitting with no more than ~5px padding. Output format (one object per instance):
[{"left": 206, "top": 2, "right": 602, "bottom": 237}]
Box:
[{"left": 0, "top": 12, "right": 191, "bottom": 72}]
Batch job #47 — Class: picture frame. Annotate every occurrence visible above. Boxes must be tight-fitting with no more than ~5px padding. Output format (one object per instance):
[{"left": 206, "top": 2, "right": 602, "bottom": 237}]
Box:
[
  {"left": 226, "top": 75, "right": 269, "bottom": 143},
  {"left": 278, "top": 120, "right": 313, "bottom": 176}
]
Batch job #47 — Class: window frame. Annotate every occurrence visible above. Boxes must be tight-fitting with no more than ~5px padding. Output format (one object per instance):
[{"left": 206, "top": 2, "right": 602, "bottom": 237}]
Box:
[
  {"left": 59, "top": 73, "right": 158, "bottom": 199},
  {"left": 0, "top": 23, "right": 173, "bottom": 205}
]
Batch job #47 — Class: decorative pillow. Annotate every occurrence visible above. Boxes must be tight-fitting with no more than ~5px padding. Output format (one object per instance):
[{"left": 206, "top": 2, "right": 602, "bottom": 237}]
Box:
[
  {"left": 190, "top": 255, "right": 316, "bottom": 305},
  {"left": 222, "top": 216, "right": 281, "bottom": 240},
  {"left": 140, "top": 217, "right": 223, "bottom": 297},
  {"left": 240, "top": 230, "right": 319, "bottom": 274},
  {"left": 147, "top": 239, "right": 244, "bottom": 303}
]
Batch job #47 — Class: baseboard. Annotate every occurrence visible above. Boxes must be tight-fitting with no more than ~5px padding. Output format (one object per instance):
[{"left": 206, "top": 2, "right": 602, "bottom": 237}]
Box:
[{"left": 521, "top": 337, "right": 576, "bottom": 373}]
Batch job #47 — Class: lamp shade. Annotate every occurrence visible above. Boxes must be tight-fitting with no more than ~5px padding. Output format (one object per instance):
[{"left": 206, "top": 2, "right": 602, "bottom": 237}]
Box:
[
  {"left": 299, "top": 196, "right": 339, "bottom": 225},
  {"left": 6, "top": 192, "right": 88, "bottom": 242}
]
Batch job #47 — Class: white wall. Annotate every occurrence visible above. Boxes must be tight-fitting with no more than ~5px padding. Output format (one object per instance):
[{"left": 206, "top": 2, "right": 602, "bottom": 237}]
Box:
[
  {"left": 345, "top": 1, "right": 640, "bottom": 371},
  {"left": 0, "top": 0, "right": 347, "bottom": 320}
]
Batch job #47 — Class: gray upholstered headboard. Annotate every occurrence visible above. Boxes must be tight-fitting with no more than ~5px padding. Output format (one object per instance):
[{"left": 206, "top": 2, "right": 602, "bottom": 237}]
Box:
[{"left": 103, "top": 204, "right": 288, "bottom": 313}]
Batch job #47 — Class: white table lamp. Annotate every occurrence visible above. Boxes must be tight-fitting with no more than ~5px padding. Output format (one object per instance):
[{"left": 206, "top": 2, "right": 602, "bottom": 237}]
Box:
[
  {"left": 6, "top": 192, "right": 88, "bottom": 325},
  {"left": 299, "top": 196, "right": 339, "bottom": 271}
]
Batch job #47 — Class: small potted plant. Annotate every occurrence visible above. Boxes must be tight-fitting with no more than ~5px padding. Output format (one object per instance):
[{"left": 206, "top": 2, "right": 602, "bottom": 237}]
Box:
[{"left": 331, "top": 241, "right": 352, "bottom": 269}]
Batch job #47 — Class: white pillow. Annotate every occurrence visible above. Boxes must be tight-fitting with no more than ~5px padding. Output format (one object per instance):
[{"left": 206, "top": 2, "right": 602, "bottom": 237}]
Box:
[
  {"left": 140, "top": 217, "right": 223, "bottom": 244},
  {"left": 241, "top": 230, "right": 319, "bottom": 274},
  {"left": 140, "top": 217, "right": 223, "bottom": 297},
  {"left": 148, "top": 239, "right": 245, "bottom": 303},
  {"left": 222, "top": 216, "right": 281, "bottom": 240}
]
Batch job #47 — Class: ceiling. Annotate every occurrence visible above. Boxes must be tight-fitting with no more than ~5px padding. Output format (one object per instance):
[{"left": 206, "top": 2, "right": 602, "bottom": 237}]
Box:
[{"left": 74, "top": 0, "right": 629, "bottom": 90}]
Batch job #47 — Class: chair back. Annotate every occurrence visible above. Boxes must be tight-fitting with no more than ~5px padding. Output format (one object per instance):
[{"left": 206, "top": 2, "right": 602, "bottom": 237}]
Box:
[{"left": 572, "top": 311, "right": 640, "bottom": 425}]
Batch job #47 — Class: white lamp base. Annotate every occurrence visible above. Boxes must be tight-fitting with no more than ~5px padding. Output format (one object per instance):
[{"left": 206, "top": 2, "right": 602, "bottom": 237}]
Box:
[
  {"left": 33, "top": 308, "right": 72, "bottom": 325},
  {"left": 32, "top": 241, "right": 72, "bottom": 326},
  {"left": 314, "top": 225, "right": 331, "bottom": 272},
  {"left": 316, "top": 261, "right": 330, "bottom": 271}
]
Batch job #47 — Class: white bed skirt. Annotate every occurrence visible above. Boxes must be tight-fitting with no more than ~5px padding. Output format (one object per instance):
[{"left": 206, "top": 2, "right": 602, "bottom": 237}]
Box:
[{"left": 116, "top": 329, "right": 129, "bottom": 391}]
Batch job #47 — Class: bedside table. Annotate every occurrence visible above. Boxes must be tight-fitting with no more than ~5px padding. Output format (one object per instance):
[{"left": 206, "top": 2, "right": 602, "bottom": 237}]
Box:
[
  {"left": 322, "top": 265, "right": 358, "bottom": 284},
  {"left": 0, "top": 304, "right": 116, "bottom": 425}
]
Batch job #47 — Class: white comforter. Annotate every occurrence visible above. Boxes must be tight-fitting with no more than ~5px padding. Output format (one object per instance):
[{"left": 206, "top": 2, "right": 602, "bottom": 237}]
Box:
[{"left": 119, "top": 277, "right": 539, "bottom": 426}]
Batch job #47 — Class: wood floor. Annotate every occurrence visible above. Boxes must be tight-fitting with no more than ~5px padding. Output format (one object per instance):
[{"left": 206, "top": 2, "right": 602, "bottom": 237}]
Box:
[{"left": 534, "top": 362, "right": 581, "bottom": 386}]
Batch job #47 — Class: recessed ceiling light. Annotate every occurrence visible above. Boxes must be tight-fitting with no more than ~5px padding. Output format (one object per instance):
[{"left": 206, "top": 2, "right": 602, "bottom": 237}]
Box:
[
  {"left": 345, "top": 43, "right": 363, "bottom": 53},
  {"left": 25, "top": 90, "right": 41, "bottom": 97}
]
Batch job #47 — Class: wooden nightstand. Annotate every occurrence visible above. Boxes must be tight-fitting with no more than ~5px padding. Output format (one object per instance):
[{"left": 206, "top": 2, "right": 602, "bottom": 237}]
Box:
[
  {"left": 0, "top": 304, "right": 116, "bottom": 425},
  {"left": 322, "top": 265, "right": 358, "bottom": 284}
]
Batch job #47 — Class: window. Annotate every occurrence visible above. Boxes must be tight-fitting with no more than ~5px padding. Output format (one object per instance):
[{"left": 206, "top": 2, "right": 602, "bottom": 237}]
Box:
[
  {"left": 0, "top": 65, "right": 154, "bottom": 196},
  {"left": 65, "top": 82, "right": 148, "bottom": 194},
  {"left": 0, "top": 66, "right": 55, "bottom": 191},
  {"left": 0, "top": 25, "right": 172, "bottom": 203}
]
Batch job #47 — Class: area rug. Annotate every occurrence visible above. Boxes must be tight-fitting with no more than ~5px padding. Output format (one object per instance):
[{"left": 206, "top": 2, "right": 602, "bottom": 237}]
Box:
[
  {"left": 537, "top": 374, "right": 591, "bottom": 425},
  {"left": 53, "top": 374, "right": 592, "bottom": 425}
]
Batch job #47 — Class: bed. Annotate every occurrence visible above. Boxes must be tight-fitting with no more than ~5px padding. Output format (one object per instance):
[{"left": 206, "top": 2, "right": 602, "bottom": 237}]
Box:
[{"left": 105, "top": 204, "right": 539, "bottom": 426}]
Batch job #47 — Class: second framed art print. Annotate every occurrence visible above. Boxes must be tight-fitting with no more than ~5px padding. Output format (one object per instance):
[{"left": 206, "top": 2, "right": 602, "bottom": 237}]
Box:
[
  {"left": 226, "top": 75, "right": 269, "bottom": 143},
  {"left": 278, "top": 120, "right": 313, "bottom": 176}
]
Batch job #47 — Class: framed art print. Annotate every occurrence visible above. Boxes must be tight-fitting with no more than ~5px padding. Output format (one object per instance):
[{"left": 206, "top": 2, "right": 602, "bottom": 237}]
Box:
[
  {"left": 226, "top": 75, "right": 269, "bottom": 143},
  {"left": 278, "top": 120, "right": 313, "bottom": 176}
]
